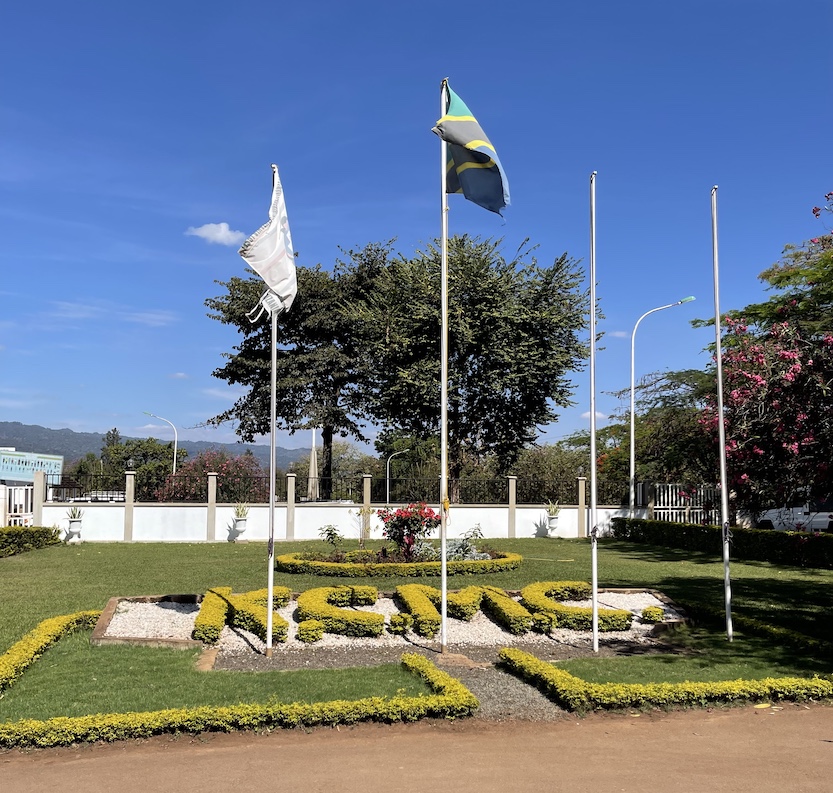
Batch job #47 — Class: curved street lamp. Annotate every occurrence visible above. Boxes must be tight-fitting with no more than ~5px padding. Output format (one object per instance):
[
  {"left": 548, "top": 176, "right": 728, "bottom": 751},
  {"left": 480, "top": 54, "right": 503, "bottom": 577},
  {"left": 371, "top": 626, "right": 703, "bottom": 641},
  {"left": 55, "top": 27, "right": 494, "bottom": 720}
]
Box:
[
  {"left": 143, "top": 411, "right": 178, "bottom": 476},
  {"left": 629, "top": 297, "right": 695, "bottom": 518},
  {"left": 386, "top": 448, "right": 410, "bottom": 506}
]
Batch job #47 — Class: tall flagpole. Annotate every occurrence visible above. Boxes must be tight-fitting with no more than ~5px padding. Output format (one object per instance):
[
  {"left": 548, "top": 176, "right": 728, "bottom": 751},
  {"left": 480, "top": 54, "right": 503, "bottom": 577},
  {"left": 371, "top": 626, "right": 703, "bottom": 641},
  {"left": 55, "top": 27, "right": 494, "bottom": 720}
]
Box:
[
  {"left": 439, "top": 79, "right": 450, "bottom": 653},
  {"left": 589, "top": 171, "right": 599, "bottom": 652},
  {"left": 711, "top": 185, "right": 733, "bottom": 642},
  {"left": 265, "top": 308, "right": 278, "bottom": 657}
]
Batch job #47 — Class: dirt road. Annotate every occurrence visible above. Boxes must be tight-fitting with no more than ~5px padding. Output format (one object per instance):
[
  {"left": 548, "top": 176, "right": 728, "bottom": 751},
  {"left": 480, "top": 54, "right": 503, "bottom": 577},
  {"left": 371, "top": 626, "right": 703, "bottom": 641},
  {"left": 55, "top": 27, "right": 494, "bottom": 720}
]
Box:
[{"left": 3, "top": 704, "right": 831, "bottom": 793}]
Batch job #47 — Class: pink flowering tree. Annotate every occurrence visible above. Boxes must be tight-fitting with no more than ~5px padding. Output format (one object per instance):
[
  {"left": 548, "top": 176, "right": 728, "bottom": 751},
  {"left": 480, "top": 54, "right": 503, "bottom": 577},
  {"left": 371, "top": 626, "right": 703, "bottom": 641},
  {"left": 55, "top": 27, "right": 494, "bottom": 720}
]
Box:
[
  {"left": 156, "top": 449, "right": 266, "bottom": 503},
  {"left": 701, "top": 317, "right": 833, "bottom": 515}
]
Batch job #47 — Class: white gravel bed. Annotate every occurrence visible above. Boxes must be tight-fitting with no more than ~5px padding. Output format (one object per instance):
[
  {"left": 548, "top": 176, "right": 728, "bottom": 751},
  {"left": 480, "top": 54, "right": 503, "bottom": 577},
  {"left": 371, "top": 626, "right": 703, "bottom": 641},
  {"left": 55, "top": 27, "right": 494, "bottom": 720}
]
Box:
[
  {"left": 104, "top": 601, "right": 200, "bottom": 640},
  {"left": 103, "top": 592, "right": 681, "bottom": 655}
]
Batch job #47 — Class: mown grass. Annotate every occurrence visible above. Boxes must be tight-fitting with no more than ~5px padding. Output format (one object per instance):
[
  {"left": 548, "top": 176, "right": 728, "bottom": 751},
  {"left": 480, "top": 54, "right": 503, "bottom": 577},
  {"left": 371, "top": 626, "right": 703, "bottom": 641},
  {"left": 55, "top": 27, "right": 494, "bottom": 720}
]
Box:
[
  {"left": 0, "top": 632, "right": 425, "bottom": 721},
  {"left": 2, "top": 536, "right": 832, "bottom": 721},
  {"left": 558, "top": 625, "right": 830, "bottom": 683}
]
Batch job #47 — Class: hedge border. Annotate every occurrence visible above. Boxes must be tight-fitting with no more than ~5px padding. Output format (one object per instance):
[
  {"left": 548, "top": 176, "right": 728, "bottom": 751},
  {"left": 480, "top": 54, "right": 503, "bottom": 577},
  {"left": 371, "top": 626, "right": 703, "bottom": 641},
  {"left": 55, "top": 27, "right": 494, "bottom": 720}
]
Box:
[
  {"left": 0, "top": 526, "right": 61, "bottom": 558},
  {"left": 0, "top": 649, "right": 477, "bottom": 748},
  {"left": 498, "top": 647, "right": 833, "bottom": 713},
  {"left": 275, "top": 551, "right": 523, "bottom": 578}
]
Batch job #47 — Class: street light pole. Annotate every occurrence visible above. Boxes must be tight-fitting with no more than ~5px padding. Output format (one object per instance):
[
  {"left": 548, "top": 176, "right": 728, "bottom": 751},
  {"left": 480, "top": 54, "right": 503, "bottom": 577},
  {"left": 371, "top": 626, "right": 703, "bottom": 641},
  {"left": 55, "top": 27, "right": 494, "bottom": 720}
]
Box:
[
  {"left": 629, "top": 297, "right": 695, "bottom": 518},
  {"left": 386, "top": 448, "right": 410, "bottom": 506},
  {"left": 143, "top": 411, "right": 178, "bottom": 476}
]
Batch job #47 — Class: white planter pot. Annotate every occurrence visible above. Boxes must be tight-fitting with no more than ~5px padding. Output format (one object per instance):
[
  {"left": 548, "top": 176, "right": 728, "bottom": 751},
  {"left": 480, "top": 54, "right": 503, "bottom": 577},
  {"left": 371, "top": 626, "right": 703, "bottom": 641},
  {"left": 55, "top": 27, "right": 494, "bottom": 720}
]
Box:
[
  {"left": 228, "top": 517, "right": 247, "bottom": 542},
  {"left": 66, "top": 518, "right": 82, "bottom": 544},
  {"left": 547, "top": 515, "right": 559, "bottom": 533}
]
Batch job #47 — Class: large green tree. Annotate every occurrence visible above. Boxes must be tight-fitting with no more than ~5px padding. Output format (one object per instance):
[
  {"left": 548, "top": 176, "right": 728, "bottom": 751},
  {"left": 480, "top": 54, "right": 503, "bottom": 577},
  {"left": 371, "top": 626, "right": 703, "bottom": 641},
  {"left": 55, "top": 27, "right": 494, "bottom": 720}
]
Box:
[
  {"left": 205, "top": 245, "right": 391, "bottom": 495},
  {"left": 359, "top": 235, "right": 589, "bottom": 486}
]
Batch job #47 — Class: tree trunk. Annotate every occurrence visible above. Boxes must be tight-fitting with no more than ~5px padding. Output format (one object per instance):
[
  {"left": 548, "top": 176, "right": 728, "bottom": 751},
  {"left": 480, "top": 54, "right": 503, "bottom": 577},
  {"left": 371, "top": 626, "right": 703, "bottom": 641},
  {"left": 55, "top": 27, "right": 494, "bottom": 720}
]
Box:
[{"left": 321, "top": 425, "right": 333, "bottom": 500}]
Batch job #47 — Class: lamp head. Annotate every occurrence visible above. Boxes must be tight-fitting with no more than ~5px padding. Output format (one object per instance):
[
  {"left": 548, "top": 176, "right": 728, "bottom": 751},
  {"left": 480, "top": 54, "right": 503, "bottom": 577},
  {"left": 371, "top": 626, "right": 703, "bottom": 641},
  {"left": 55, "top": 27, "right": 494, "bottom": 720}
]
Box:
[{"left": 679, "top": 296, "right": 696, "bottom": 304}]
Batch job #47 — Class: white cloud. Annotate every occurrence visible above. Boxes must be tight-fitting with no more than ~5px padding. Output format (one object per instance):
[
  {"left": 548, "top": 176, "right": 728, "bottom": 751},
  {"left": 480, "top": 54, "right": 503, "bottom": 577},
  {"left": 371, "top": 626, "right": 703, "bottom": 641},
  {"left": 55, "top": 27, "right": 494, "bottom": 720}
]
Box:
[
  {"left": 185, "top": 222, "right": 246, "bottom": 246},
  {"left": 169, "top": 372, "right": 189, "bottom": 379},
  {"left": 124, "top": 310, "right": 177, "bottom": 327},
  {"left": 608, "top": 330, "right": 629, "bottom": 338},
  {"left": 581, "top": 410, "right": 608, "bottom": 420}
]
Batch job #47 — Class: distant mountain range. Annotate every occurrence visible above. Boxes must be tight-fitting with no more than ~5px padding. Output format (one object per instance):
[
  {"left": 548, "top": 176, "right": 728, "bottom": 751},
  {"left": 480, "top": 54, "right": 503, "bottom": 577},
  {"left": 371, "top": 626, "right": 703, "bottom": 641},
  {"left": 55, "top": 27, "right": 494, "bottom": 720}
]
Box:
[{"left": 0, "top": 421, "right": 309, "bottom": 470}]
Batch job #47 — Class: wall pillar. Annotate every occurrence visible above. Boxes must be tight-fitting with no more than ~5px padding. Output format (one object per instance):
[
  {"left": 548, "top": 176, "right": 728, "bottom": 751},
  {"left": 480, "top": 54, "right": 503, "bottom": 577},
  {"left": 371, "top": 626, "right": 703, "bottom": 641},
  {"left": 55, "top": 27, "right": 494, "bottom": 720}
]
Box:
[
  {"left": 207, "top": 472, "right": 217, "bottom": 541},
  {"left": 577, "top": 476, "right": 587, "bottom": 538},
  {"left": 124, "top": 471, "right": 135, "bottom": 541},
  {"left": 362, "top": 474, "right": 372, "bottom": 539},
  {"left": 507, "top": 475, "right": 517, "bottom": 538},
  {"left": 286, "top": 473, "right": 296, "bottom": 540},
  {"left": 33, "top": 471, "right": 45, "bottom": 526}
]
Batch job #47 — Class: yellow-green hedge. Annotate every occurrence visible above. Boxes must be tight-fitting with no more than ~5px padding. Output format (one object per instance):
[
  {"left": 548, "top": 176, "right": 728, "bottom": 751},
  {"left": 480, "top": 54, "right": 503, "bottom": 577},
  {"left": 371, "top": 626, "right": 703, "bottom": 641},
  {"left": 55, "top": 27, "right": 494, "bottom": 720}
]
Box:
[
  {"left": 0, "top": 611, "right": 100, "bottom": 692},
  {"left": 275, "top": 552, "right": 523, "bottom": 577},
  {"left": 481, "top": 586, "right": 533, "bottom": 635},
  {"left": 228, "top": 589, "right": 290, "bottom": 644},
  {"left": 395, "top": 584, "right": 442, "bottom": 637},
  {"left": 192, "top": 586, "right": 292, "bottom": 645},
  {"left": 192, "top": 586, "right": 231, "bottom": 644},
  {"left": 0, "top": 653, "right": 478, "bottom": 748},
  {"left": 296, "top": 586, "right": 384, "bottom": 637},
  {"left": 498, "top": 647, "right": 833, "bottom": 713},
  {"left": 520, "top": 581, "right": 633, "bottom": 632}
]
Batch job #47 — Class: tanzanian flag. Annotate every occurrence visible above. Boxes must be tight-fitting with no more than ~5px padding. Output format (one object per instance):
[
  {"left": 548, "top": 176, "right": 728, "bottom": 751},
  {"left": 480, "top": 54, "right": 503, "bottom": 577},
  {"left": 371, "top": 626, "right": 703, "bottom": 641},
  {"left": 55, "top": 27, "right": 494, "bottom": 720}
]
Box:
[{"left": 433, "top": 80, "right": 510, "bottom": 215}]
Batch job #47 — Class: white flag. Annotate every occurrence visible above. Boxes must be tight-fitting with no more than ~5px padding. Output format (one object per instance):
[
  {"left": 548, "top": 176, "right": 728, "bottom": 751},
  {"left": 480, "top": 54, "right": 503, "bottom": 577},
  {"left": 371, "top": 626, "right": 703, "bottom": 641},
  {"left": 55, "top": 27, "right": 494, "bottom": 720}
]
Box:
[{"left": 239, "top": 164, "right": 297, "bottom": 312}]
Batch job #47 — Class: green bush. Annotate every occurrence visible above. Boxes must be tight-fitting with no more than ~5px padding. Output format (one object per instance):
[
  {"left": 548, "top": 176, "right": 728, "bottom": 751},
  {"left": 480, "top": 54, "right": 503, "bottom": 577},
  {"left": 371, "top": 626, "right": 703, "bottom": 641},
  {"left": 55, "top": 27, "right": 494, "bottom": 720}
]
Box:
[
  {"left": 0, "top": 611, "right": 100, "bottom": 692},
  {"left": 641, "top": 606, "right": 664, "bottom": 624},
  {"left": 297, "top": 619, "right": 325, "bottom": 644},
  {"left": 192, "top": 587, "right": 232, "bottom": 644},
  {"left": 296, "top": 586, "right": 384, "bottom": 637},
  {"left": 480, "top": 586, "right": 534, "bottom": 635},
  {"left": 519, "top": 581, "right": 633, "bottom": 632},
  {"left": 275, "top": 551, "right": 523, "bottom": 578},
  {"left": 395, "top": 584, "right": 442, "bottom": 637},
  {"left": 610, "top": 517, "right": 833, "bottom": 569},
  {"left": 0, "top": 526, "right": 61, "bottom": 558},
  {"left": 498, "top": 647, "right": 833, "bottom": 713}
]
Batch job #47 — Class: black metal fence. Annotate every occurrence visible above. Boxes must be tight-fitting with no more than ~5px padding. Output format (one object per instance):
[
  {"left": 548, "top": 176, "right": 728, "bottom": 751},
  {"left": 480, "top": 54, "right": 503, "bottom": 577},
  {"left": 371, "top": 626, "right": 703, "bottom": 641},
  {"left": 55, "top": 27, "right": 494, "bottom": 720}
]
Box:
[{"left": 45, "top": 473, "right": 626, "bottom": 506}]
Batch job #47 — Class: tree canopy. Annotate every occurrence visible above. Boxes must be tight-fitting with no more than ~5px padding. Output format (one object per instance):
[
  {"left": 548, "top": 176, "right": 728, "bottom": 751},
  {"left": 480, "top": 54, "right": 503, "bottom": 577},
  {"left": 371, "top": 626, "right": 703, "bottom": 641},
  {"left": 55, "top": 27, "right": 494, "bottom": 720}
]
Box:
[{"left": 206, "top": 236, "right": 590, "bottom": 496}]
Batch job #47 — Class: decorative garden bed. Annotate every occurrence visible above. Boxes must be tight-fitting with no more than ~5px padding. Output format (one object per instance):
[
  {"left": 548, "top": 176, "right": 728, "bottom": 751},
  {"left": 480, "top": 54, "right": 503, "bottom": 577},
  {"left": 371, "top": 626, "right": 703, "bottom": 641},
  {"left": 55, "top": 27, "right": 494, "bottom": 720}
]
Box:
[{"left": 274, "top": 551, "right": 524, "bottom": 577}]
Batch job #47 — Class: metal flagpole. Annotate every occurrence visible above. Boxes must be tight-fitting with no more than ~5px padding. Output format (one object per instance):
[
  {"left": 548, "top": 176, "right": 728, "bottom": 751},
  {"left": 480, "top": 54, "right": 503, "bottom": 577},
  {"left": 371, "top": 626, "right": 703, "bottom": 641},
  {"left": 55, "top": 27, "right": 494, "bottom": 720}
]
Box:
[
  {"left": 711, "top": 185, "right": 733, "bottom": 642},
  {"left": 439, "top": 78, "right": 450, "bottom": 653},
  {"left": 265, "top": 307, "right": 278, "bottom": 657},
  {"left": 589, "top": 171, "right": 599, "bottom": 653}
]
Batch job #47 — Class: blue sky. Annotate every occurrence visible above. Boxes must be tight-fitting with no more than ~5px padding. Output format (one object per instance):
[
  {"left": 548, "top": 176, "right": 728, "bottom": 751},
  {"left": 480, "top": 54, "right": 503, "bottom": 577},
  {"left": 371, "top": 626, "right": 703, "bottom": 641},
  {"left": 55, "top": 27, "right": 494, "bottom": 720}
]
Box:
[{"left": 1, "top": 0, "right": 830, "bottom": 455}]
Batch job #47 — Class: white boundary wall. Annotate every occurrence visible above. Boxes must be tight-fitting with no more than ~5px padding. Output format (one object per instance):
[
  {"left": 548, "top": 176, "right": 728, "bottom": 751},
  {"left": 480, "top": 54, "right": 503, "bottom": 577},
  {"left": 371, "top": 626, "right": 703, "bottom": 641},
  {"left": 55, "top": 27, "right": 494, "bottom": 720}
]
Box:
[{"left": 40, "top": 502, "right": 646, "bottom": 543}]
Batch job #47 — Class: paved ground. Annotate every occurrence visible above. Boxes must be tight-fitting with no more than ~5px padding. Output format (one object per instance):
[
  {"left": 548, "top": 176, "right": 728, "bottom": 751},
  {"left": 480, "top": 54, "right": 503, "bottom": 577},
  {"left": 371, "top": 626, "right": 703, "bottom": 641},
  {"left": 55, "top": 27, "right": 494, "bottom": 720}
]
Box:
[{"left": 3, "top": 703, "right": 832, "bottom": 793}]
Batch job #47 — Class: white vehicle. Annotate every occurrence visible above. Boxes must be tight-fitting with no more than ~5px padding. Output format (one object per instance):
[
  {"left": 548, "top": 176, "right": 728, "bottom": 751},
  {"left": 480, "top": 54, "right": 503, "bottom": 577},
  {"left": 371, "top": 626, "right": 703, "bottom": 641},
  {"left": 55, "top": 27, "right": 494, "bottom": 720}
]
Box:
[{"left": 756, "top": 497, "right": 833, "bottom": 532}]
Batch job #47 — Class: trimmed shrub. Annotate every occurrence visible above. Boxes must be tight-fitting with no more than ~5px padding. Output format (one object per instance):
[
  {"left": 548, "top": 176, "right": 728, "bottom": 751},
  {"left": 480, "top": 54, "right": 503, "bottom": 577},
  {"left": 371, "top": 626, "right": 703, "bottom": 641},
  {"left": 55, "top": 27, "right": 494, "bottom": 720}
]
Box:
[
  {"left": 498, "top": 647, "right": 833, "bottom": 713},
  {"left": 0, "top": 526, "right": 61, "bottom": 558},
  {"left": 395, "top": 584, "right": 442, "bottom": 637},
  {"left": 388, "top": 613, "right": 414, "bottom": 635},
  {"left": 192, "top": 587, "right": 232, "bottom": 644},
  {"left": 610, "top": 517, "right": 833, "bottom": 570},
  {"left": 0, "top": 611, "right": 100, "bottom": 692},
  {"left": 296, "top": 586, "right": 384, "bottom": 637},
  {"left": 297, "top": 619, "right": 325, "bottom": 644},
  {"left": 641, "top": 606, "right": 664, "bottom": 624},
  {"left": 480, "top": 586, "right": 534, "bottom": 635},
  {"left": 520, "top": 581, "right": 633, "bottom": 632},
  {"left": 228, "top": 590, "right": 290, "bottom": 644},
  {"left": 275, "top": 551, "right": 523, "bottom": 578}
]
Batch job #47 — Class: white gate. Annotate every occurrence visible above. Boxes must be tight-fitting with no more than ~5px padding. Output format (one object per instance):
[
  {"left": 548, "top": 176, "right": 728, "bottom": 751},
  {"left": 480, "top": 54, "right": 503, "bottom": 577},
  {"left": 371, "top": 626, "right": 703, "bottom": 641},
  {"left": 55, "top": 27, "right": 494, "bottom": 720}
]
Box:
[
  {"left": 652, "top": 483, "right": 720, "bottom": 525},
  {"left": 2, "top": 485, "right": 35, "bottom": 526}
]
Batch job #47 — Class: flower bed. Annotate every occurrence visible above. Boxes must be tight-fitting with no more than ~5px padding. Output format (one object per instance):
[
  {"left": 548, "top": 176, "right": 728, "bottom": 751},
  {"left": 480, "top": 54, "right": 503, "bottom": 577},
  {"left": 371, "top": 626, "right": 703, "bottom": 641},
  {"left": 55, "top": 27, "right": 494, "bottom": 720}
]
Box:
[{"left": 275, "top": 551, "right": 523, "bottom": 578}]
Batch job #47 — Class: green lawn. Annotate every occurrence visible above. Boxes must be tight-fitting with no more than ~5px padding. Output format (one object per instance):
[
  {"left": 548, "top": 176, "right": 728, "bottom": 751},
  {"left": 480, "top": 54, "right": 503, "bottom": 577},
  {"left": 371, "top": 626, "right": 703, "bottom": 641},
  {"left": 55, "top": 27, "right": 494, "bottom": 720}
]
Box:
[
  {"left": 2, "top": 537, "right": 831, "bottom": 722},
  {"left": 0, "top": 631, "right": 425, "bottom": 721}
]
